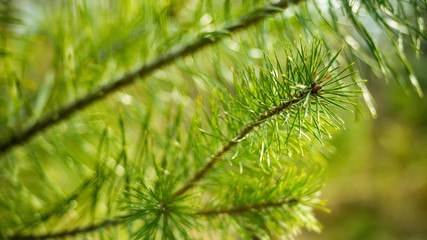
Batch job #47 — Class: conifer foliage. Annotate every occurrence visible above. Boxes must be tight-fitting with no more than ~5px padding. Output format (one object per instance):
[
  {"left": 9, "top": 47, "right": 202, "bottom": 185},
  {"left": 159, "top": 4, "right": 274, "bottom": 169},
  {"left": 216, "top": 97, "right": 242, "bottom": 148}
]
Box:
[{"left": 0, "top": 0, "right": 425, "bottom": 239}]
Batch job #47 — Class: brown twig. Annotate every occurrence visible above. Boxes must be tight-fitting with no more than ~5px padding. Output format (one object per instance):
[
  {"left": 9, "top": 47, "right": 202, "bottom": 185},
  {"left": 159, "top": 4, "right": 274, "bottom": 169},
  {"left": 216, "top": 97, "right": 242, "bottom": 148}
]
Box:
[
  {"left": 7, "top": 214, "right": 130, "bottom": 240},
  {"left": 8, "top": 197, "right": 299, "bottom": 240},
  {"left": 197, "top": 197, "right": 299, "bottom": 216},
  {"left": 173, "top": 97, "right": 303, "bottom": 198}
]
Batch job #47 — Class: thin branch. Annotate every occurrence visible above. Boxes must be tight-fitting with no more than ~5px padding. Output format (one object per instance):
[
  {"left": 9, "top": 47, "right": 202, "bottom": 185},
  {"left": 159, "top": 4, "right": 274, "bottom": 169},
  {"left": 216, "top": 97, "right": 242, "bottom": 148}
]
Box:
[
  {"left": 173, "top": 97, "right": 304, "bottom": 198},
  {"left": 197, "top": 197, "right": 299, "bottom": 216},
  {"left": 0, "top": 0, "right": 303, "bottom": 156},
  {"left": 7, "top": 214, "right": 130, "bottom": 240},
  {"left": 7, "top": 197, "right": 299, "bottom": 240}
]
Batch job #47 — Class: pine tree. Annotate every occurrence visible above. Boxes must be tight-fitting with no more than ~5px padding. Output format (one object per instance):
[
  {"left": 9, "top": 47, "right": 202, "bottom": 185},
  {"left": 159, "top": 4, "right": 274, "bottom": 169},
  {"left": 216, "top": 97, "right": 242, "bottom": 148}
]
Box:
[{"left": 0, "top": 0, "right": 425, "bottom": 239}]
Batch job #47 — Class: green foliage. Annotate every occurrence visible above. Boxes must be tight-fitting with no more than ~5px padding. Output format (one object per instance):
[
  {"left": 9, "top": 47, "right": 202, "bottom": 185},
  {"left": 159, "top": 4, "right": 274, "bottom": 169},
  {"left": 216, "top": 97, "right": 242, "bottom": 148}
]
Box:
[
  {"left": 121, "top": 176, "right": 196, "bottom": 240},
  {"left": 0, "top": 0, "right": 425, "bottom": 239}
]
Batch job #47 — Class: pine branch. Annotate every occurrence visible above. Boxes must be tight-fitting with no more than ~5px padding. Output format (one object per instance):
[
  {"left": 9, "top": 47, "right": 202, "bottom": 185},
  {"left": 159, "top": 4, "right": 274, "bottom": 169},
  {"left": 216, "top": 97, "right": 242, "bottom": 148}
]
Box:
[
  {"left": 4, "top": 37, "right": 357, "bottom": 239},
  {"left": 197, "top": 197, "right": 299, "bottom": 216},
  {"left": 173, "top": 97, "right": 304, "bottom": 198},
  {"left": 173, "top": 40, "right": 358, "bottom": 198},
  {"left": 0, "top": 0, "right": 303, "bottom": 156},
  {"left": 1, "top": 0, "right": 425, "bottom": 238},
  {"left": 6, "top": 198, "right": 300, "bottom": 239}
]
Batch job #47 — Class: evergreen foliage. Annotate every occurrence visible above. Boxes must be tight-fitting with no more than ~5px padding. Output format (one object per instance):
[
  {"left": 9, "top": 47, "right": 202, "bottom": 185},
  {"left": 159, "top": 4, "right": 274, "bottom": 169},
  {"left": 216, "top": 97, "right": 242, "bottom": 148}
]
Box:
[{"left": 0, "top": 0, "right": 425, "bottom": 239}]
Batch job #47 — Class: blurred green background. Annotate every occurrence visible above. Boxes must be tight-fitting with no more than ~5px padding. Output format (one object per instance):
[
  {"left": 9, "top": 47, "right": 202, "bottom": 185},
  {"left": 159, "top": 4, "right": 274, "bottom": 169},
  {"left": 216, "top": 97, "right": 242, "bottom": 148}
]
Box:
[{"left": 301, "top": 54, "right": 427, "bottom": 239}]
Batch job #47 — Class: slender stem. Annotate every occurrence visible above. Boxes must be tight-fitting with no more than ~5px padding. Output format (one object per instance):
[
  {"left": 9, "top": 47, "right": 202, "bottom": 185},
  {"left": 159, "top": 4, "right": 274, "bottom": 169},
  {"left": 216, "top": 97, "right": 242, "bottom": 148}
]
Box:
[
  {"left": 173, "top": 97, "right": 303, "bottom": 198},
  {"left": 8, "top": 197, "right": 299, "bottom": 240},
  {"left": 7, "top": 214, "right": 130, "bottom": 240},
  {"left": 0, "top": 0, "right": 302, "bottom": 156},
  {"left": 197, "top": 197, "right": 299, "bottom": 216}
]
